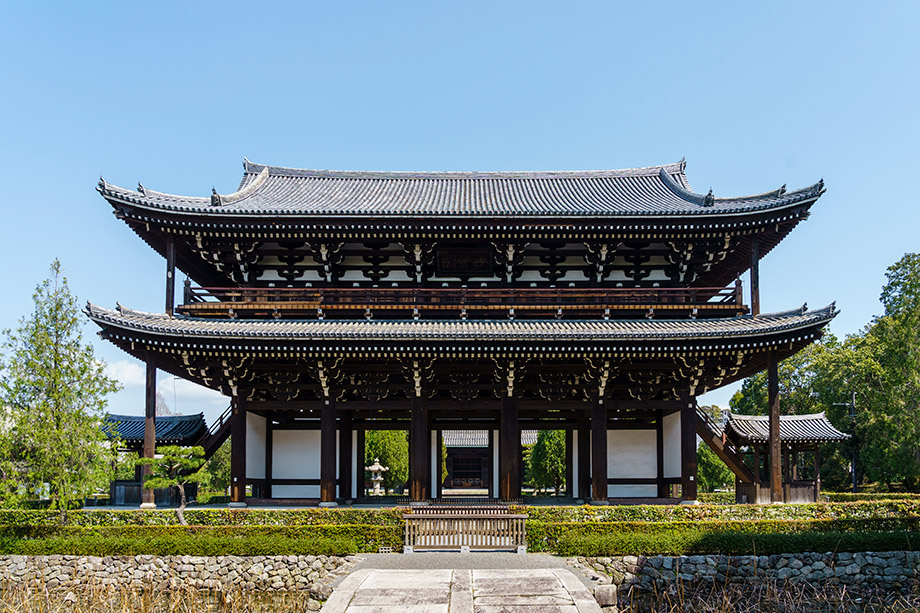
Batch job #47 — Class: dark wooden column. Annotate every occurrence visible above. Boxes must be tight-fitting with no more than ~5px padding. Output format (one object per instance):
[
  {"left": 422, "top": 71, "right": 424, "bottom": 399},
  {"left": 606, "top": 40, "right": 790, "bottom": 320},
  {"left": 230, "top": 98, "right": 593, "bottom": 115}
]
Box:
[
  {"left": 750, "top": 235, "right": 760, "bottom": 317},
  {"left": 578, "top": 410, "right": 591, "bottom": 499},
  {"left": 591, "top": 398, "right": 608, "bottom": 503},
  {"left": 356, "top": 428, "right": 365, "bottom": 498},
  {"left": 499, "top": 395, "right": 520, "bottom": 501},
  {"left": 436, "top": 429, "right": 444, "bottom": 498},
  {"left": 814, "top": 444, "right": 821, "bottom": 500},
  {"left": 141, "top": 356, "right": 157, "bottom": 508},
  {"left": 409, "top": 396, "right": 429, "bottom": 501},
  {"left": 265, "top": 419, "right": 273, "bottom": 499},
  {"left": 165, "top": 235, "right": 176, "bottom": 316},
  {"left": 320, "top": 400, "right": 337, "bottom": 506},
  {"left": 565, "top": 429, "right": 574, "bottom": 499},
  {"left": 339, "top": 410, "right": 353, "bottom": 501},
  {"left": 656, "top": 412, "right": 668, "bottom": 498},
  {"left": 768, "top": 351, "right": 782, "bottom": 503},
  {"left": 229, "top": 396, "right": 247, "bottom": 506},
  {"left": 680, "top": 395, "right": 698, "bottom": 501}
]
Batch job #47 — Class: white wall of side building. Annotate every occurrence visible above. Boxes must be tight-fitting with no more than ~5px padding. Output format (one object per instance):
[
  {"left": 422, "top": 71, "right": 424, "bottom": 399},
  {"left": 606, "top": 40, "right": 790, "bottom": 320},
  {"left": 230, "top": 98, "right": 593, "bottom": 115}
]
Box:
[
  {"left": 663, "top": 411, "right": 682, "bottom": 479},
  {"left": 607, "top": 429, "right": 657, "bottom": 498},
  {"left": 245, "top": 413, "right": 266, "bottom": 480}
]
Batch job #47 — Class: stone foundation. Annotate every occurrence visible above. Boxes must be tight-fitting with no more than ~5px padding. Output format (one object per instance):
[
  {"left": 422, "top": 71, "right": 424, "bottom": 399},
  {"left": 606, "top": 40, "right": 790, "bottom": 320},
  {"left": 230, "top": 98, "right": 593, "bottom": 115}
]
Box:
[
  {"left": 570, "top": 551, "right": 919, "bottom": 610},
  {"left": 0, "top": 554, "right": 356, "bottom": 596}
]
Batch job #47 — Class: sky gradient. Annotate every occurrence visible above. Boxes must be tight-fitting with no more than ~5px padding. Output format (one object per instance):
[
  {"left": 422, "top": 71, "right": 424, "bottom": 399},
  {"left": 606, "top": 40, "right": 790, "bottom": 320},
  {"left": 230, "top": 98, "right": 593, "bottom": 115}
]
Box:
[{"left": 1, "top": 2, "right": 917, "bottom": 423}]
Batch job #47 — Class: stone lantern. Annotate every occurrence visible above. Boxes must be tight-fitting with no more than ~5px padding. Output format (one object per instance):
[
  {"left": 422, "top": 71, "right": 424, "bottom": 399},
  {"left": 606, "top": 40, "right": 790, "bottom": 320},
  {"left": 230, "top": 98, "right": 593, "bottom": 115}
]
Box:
[{"left": 365, "top": 458, "right": 389, "bottom": 496}]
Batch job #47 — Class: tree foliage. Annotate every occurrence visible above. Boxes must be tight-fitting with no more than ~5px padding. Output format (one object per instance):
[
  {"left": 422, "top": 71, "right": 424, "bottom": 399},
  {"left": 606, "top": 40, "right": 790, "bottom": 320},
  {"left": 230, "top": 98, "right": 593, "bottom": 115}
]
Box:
[
  {"left": 364, "top": 430, "right": 408, "bottom": 494},
  {"left": 136, "top": 445, "right": 205, "bottom": 525},
  {"left": 530, "top": 430, "right": 566, "bottom": 496},
  {"left": 697, "top": 444, "right": 734, "bottom": 493},
  {"left": 0, "top": 261, "right": 120, "bottom": 521},
  {"left": 201, "top": 439, "right": 230, "bottom": 494}
]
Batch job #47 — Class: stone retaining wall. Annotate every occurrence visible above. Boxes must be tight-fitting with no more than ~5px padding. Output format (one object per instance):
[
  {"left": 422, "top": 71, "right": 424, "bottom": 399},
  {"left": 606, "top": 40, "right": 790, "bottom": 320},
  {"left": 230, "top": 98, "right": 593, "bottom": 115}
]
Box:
[
  {"left": 0, "top": 554, "right": 355, "bottom": 596},
  {"left": 570, "top": 551, "right": 919, "bottom": 609}
]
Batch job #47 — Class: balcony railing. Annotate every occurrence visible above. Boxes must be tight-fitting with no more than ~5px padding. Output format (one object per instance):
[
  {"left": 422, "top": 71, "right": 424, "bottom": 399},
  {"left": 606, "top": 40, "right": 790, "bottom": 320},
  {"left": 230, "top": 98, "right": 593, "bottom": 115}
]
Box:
[{"left": 178, "top": 284, "right": 746, "bottom": 320}]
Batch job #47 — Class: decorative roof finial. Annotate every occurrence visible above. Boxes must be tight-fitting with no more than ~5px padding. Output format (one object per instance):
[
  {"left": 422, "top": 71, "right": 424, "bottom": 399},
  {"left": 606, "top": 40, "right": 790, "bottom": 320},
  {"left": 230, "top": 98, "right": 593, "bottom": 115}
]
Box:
[
  {"left": 137, "top": 182, "right": 145, "bottom": 195},
  {"left": 703, "top": 188, "right": 714, "bottom": 207},
  {"left": 210, "top": 187, "right": 222, "bottom": 207},
  {"left": 98, "top": 177, "right": 107, "bottom": 190},
  {"left": 778, "top": 183, "right": 787, "bottom": 196}
]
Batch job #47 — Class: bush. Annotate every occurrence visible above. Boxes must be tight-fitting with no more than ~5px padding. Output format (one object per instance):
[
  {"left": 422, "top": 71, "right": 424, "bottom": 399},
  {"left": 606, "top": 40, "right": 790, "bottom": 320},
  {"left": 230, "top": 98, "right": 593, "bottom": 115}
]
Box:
[
  {"left": 527, "top": 518, "right": 920, "bottom": 556},
  {"left": 0, "top": 524, "right": 401, "bottom": 556},
  {"left": 698, "top": 492, "right": 735, "bottom": 505},
  {"left": 823, "top": 492, "right": 920, "bottom": 502}
]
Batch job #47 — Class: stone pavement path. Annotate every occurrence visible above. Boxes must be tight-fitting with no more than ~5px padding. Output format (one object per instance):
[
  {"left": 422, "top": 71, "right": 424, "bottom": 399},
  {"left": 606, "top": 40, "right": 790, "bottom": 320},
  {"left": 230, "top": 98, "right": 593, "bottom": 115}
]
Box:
[{"left": 321, "top": 567, "right": 602, "bottom": 612}]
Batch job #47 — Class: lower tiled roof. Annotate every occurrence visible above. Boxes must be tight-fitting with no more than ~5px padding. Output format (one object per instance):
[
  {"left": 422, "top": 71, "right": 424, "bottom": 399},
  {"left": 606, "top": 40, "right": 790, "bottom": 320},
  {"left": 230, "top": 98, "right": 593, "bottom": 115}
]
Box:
[
  {"left": 443, "top": 430, "right": 539, "bottom": 448},
  {"left": 725, "top": 412, "right": 850, "bottom": 444},
  {"left": 103, "top": 413, "right": 207, "bottom": 445}
]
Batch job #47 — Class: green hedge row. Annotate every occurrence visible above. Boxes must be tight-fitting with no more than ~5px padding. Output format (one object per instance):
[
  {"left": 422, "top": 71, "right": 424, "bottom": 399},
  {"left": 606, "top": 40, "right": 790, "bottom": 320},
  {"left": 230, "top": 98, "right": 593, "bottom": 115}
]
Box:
[
  {"left": 823, "top": 492, "right": 920, "bottom": 502},
  {"left": 527, "top": 518, "right": 920, "bottom": 556},
  {"left": 0, "top": 524, "right": 401, "bottom": 556},
  {"left": 697, "top": 492, "right": 735, "bottom": 504},
  {"left": 514, "top": 500, "right": 920, "bottom": 523}
]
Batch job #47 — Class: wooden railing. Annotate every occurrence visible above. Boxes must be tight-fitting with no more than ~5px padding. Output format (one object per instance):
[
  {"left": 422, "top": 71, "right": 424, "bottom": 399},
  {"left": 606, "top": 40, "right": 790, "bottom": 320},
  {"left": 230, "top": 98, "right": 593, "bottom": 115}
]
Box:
[{"left": 402, "top": 509, "right": 527, "bottom": 553}]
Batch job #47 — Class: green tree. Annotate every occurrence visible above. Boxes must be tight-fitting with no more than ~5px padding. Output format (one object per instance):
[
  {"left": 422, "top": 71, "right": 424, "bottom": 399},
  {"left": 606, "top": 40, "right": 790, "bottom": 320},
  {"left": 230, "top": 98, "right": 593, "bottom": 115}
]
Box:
[
  {"left": 364, "top": 430, "right": 408, "bottom": 494},
  {"left": 0, "top": 261, "right": 120, "bottom": 521},
  {"left": 202, "top": 439, "right": 231, "bottom": 494},
  {"left": 136, "top": 445, "right": 206, "bottom": 525},
  {"left": 530, "top": 430, "right": 566, "bottom": 496},
  {"left": 697, "top": 444, "right": 734, "bottom": 492}
]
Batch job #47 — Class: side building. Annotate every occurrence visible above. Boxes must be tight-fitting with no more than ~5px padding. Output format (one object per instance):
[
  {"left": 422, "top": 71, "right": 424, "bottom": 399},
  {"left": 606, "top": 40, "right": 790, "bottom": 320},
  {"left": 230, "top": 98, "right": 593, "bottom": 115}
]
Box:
[{"left": 87, "top": 159, "right": 835, "bottom": 506}]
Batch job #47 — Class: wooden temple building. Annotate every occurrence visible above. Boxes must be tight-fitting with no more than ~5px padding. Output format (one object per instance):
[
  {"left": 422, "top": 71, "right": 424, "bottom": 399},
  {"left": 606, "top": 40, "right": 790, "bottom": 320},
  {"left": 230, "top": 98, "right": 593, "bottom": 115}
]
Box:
[{"left": 87, "top": 159, "right": 837, "bottom": 506}]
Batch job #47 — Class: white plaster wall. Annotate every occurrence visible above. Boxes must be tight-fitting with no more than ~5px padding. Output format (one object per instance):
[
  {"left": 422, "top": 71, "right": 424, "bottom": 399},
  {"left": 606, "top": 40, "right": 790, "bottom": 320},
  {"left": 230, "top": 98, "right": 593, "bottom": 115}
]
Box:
[
  {"left": 272, "top": 485, "right": 320, "bottom": 498},
  {"left": 608, "top": 484, "right": 658, "bottom": 498},
  {"left": 663, "top": 412, "right": 682, "bottom": 479},
  {"left": 246, "top": 413, "right": 266, "bottom": 480},
  {"left": 571, "top": 436, "right": 579, "bottom": 497},
  {"left": 491, "top": 430, "right": 499, "bottom": 498},
  {"left": 271, "top": 430, "right": 339, "bottom": 499},
  {"left": 607, "top": 430, "right": 656, "bottom": 479}
]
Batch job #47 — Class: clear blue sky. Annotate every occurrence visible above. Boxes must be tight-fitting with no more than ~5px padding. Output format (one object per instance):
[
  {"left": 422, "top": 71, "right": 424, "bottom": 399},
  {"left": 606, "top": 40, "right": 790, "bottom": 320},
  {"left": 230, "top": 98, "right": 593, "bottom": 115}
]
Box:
[{"left": 1, "top": 2, "right": 917, "bottom": 423}]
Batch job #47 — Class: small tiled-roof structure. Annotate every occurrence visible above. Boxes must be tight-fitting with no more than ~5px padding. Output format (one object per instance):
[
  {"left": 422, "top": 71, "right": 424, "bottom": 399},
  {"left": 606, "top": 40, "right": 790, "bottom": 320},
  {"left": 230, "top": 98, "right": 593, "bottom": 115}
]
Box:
[
  {"left": 725, "top": 412, "right": 850, "bottom": 445},
  {"left": 103, "top": 413, "right": 207, "bottom": 448},
  {"left": 97, "top": 159, "right": 824, "bottom": 218},
  {"left": 443, "top": 430, "right": 539, "bottom": 448}
]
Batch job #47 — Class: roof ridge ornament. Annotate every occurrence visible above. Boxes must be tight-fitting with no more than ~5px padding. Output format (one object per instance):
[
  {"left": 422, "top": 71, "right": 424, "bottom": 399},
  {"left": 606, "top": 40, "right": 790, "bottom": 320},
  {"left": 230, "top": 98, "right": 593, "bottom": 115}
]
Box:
[
  {"left": 703, "top": 188, "right": 715, "bottom": 207},
  {"left": 137, "top": 182, "right": 145, "bottom": 195},
  {"left": 210, "top": 187, "right": 222, "bottom": 207}
]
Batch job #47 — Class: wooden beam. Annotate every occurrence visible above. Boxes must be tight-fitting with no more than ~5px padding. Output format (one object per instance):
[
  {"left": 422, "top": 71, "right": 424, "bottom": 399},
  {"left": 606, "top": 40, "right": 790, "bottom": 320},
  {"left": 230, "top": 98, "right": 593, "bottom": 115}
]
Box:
[
  {"left": 165, "top": 235, "right": 176, "bottom": 316},
  {"left": 409, "top": 396, "right": 429, "bottom": 501},
  {"left": 768, "top": 351, "right": 782, "bottom": 503},
  {"left": 591, "top": 398, "right": 608, "bottom": 502},
  {"left": 680, "top": 394, "right": 697, "bottom": 501},
  {"left": 499, "top": 395, "right": 520, "bottom": 501},
  {"left": 339, "top": 410, "right": 352, "bottom": 501},
  {"left": 230, "top": 397, "right": 246, "bottom": 505},
  {"left": 142, "top": 356, "right": 157, "bottom": 507},
  {"left": 750, "top": 235, "right": 760, "bottom": 317},
  {"left": 320, "top": 400, "right": 337, "bottom": 505}
]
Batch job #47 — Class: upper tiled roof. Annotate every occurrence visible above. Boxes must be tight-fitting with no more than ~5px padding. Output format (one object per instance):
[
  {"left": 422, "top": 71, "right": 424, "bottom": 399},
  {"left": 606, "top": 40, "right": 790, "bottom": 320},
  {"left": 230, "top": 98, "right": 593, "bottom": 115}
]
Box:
[
  {"left": 725, "top": 412, "right": 850, "bottom": 444},
  {"left": 85, "top": 303, "right": 836, "bottom": 344},
  {"left": 443, "top": 430, "right": 539, "bottom": 448},
  {"left": 103, "top": 413, "right": 207, "bottom": 445},
  {"left": 97, "top": 159, "right": 824, "bottom": 218}
]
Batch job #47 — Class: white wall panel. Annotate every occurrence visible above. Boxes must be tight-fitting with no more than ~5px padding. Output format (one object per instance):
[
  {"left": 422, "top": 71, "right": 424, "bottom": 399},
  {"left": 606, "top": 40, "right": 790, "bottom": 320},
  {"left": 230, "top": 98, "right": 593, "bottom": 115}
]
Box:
[
  {"left": 663, "top": 412, "right": 682, "bottom": 479},
  {"left": 245, "top": 413, "right": 266, "bottom": 480},
  {"left": 607, "top": 430, "right": 656, "bottom": 479},
  {"left": 272, "top": 485, "right": 320, "bottom": 498},
  {"left": 273, "top": 430, "right": 321, "bottom": 480},
  {"left": 608, "top": 484, "right": 658, "bottom": 498}
]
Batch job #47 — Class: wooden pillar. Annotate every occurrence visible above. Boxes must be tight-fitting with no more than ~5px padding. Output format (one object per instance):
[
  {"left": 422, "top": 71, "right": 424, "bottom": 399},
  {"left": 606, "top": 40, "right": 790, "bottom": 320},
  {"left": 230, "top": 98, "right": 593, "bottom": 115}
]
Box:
[
  {"left": 578, "top": 411, "right": 591, "bottom": 499},
  {"left": 814, "top": 444, "right": 821, "bottom": 500},
  {"left": 339, "top": 410, "right": 352, "bottom": 501},
  {"left": 565, "top": 429, "right": 574, "bottom": 499},
  {"left": 436, "top": 429, "right": 444, "bottom": 498},
  {"left": 500, "top": 396, "right": 520, "bottom": 501},
  {"left": 591, "top": 398, "right": 608, "bottom": 503},
  {"left": 356, "top": 428, "right": 365, "bottom": 498},
  {"left": 753, "top": 445, "right": 761, "bottom": 483},
  {"left": 409, "top": 396, "right": 429, "bottom": 501},
  {"left": 656, "top": 412, "right": 668, "bottom": 498},
  {"left": 750, "top": 235, "right": 760, "bottom": 317},
  {"left": 265, "top": 419, "right": 273, "bottom": 499},
  {"left": 165, "top": 235, "right": 176, "bottom": 316},
  {"left": 680, "top": 395, "right": 698, "bottom": 501},
  {"left": 141, "top": 356, "right": 157, "bottom": 508},
  {"left": 768, "top": 351, "right": 782, "bottom": 503},
  {"left": 320, "top": 400, "right": 337, "bottom": 506},
  {"left": 230, "top": 397, "right": 247, "bottom": 506}
]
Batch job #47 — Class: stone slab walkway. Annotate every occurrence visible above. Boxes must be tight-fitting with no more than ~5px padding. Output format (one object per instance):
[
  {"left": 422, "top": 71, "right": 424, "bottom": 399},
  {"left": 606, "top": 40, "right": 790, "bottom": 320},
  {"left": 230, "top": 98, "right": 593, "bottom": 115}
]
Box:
[{"left": 321, "top": 568, "right": 602, "bottom": 612}]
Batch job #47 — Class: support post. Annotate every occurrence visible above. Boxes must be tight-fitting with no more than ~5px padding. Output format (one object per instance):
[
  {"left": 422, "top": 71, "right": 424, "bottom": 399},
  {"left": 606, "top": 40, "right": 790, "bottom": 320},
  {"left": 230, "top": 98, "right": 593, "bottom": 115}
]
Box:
[
  {"left": 339, "top": 410, "right": 352, "bottom": 501},
  {"left": 409, "top": 396, "right": 429, "bottom": 501},
  {"left": 750, "top": 235, "right": 760, "bottom": 317},
  {"left": 656, "top": 411, "right": 668, "bottom": 498},
  {"left": 814, "top": 444, "right": 821, "bottom": 500},
  {"left": 320, "top": 400, "right": 337, "bottom": 506},
  {"left": 768, "top": 351, "right": 782, "bottom": 503},
  {"left": 591, "top": 398, "right": 608, "bottom": 503},
  {"left": 265, "top": 419, "right": 273, "bottom": 499},
  {"left": 500, "top": 395, "right": 520, "bottom": 501},
  {"left": 165, "top": 235, "right": 176, "bottom": 316},
  {"left": 436, "top": 429, "right": 444, "bottom": 499},
  {"left": 578, "top": 411, "right": 591, "bottom": 500},
  {"left": 681, "top": 395, "right": 698, "bottom": 502},
  {"left": 141, "top": 356, "right": 157, "bottom": 508},
  {"left": 229, "top": 397, "right": 247, "bottom": 506}
]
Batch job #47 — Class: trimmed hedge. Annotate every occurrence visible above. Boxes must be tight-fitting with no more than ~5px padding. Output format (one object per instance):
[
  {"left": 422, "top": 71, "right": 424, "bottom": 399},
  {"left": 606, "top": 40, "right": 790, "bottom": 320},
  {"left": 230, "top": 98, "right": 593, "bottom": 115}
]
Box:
[
  {"left": 697, "top": 492, "right": 735, "bottom": 505},
  {"left": 0, "top": 524, "right": 401, "bottom": 556},
  {"left": 527, "top": 518, "right": 920, "bottom": 556},
  {"left": 823, "top": 492, "right": 920, "bottom": 502}
]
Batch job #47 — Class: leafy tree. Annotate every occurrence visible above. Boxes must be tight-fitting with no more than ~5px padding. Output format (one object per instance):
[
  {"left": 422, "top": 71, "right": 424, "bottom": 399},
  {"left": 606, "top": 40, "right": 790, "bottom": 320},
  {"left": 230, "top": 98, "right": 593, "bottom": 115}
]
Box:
[
  {"left": 136, "top": 445, "right": 206, "bottom": 525},
  {"left": 697, "top": 444, "right": 734, "bottom": 492},
  {"left": 530, "top": 430, "right": 566, "bottom": 496},
  {"left": 364, "top": 430, "right": 408, "bottom": 494},
  {"left": 0, "top": 261, "right": 120, "bottom": 522},
  {"left": 201, "top": 439, "right": 231, "bottom": 494}
]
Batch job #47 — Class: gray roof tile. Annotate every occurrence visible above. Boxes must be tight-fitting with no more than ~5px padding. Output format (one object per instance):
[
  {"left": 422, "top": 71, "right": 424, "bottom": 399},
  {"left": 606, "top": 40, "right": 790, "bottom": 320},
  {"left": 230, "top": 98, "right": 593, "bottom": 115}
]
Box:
[
  {"left": 725, "top": 412, "right": 850, "bottom": 444},
  {"left": 103, "top": 413, "right": 207, "bottom": 445}
]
